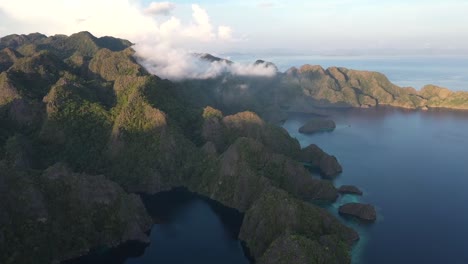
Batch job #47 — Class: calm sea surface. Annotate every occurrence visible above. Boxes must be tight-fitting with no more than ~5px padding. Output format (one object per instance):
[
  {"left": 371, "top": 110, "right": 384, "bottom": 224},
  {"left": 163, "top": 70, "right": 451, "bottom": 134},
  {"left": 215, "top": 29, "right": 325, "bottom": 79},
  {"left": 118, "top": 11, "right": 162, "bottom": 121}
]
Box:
[
  {"left": 226, "top": 54, "right": 468, "bottom": 91},
  {"left": 65, "top": 189, "right": 250, "bottom": 264},
  {"left": 283, "top": 108, "right": 468, "bottom": 264}
]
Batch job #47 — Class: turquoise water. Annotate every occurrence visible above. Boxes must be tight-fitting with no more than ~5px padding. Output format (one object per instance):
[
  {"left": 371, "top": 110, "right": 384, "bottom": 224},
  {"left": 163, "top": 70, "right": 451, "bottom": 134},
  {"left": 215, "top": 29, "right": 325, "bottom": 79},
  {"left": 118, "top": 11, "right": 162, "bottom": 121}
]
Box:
[
  {"left": 226, "top": 54, "right": 468, "bottom": 91},
  {"left": 283, "top": 108, "right": 468, "bottom": 264}
]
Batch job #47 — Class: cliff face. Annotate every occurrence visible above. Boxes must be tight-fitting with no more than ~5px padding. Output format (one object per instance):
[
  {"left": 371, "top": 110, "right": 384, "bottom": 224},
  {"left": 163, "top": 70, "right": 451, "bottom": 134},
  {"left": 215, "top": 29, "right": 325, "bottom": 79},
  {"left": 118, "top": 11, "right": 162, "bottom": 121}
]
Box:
[{"left": 0, "top": 32, "right": 357, "bottom": 264}]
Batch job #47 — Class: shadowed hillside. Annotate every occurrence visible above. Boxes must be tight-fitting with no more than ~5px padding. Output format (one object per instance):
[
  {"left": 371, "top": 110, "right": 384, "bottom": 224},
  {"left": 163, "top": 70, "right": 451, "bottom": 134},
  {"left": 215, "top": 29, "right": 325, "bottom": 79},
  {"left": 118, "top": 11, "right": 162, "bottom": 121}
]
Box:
[{"left": 0, "top": 32, "right": 357, "bottom": 264}]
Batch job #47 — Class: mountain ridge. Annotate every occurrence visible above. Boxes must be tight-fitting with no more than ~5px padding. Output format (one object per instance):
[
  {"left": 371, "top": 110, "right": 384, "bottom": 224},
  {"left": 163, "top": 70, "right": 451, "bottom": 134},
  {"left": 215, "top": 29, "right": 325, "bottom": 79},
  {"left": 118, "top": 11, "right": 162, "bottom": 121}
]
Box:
[
  {"left": 0, "top": 32, "right": 356, "bottom": 264},
  {"left": 190, "top": 53, "right": 468, "bottom": 112}
]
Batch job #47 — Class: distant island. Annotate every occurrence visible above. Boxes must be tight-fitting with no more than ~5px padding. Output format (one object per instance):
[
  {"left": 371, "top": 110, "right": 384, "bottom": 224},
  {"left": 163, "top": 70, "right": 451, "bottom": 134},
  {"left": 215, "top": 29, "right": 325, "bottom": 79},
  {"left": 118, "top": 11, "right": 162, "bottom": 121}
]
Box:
[
  {"left": 284, "top": 65, "right": 468, "bottom": 110},
  {"left": 0, "top": 31, "right": 466, "bottom": 264},
  {"left": 179, "top": 54, "right": 468, "bottom": 126}
]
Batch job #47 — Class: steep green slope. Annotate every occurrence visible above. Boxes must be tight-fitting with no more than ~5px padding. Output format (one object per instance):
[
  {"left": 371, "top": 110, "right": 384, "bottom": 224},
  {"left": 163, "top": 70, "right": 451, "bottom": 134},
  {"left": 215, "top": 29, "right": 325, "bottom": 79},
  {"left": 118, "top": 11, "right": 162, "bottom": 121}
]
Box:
[
  {"left": 201, "top": 108, "right": 300, "bottom": 156},
  {"left": 0, "top": 162, "right": 152, "bottom": 264},
  {"left": 0, "top": 32, "right": 357, "bottom": 264},
  {"left": 240, "top": 186, "right": 357, "bottom": 262}
]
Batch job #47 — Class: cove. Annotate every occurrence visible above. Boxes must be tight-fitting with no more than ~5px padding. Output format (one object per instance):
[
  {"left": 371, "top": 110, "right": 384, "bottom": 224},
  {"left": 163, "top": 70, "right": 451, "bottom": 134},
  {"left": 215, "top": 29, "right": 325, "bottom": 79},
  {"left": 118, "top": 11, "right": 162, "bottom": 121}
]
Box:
[
  {"left": 283, "top": 107, "right": 468, "bottom": 264},
  {"left": 64, "top": 188, "right": 250, "bottom": 264}
]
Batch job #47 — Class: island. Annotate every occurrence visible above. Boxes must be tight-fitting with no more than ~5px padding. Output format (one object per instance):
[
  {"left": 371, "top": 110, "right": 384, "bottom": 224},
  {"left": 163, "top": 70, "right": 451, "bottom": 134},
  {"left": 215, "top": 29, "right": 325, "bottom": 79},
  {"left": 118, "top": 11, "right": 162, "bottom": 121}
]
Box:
[
  {"left": 338, "top": 185, "right": 363, "bottom": 196},
  {"left": 339, "top": 203, "right": 377, "bottom": 222},
  {"left": 298, "top": 117, "right": 336, "bottom": 134},
  {"left": 299, "top": 144, "right": 343, "bottom": 178}
]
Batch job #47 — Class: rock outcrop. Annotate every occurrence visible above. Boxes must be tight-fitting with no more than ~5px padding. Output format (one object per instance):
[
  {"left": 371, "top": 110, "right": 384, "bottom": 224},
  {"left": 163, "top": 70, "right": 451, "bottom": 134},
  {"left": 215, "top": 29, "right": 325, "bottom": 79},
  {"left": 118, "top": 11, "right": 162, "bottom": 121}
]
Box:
[
  {"left": 202, "top": 109, "right": 301, "bottom": 157},
  {"left": 299, "top": 144, "right": 343, "bottom": 178},
  {"left": 338, "top": 185, "right": 363, "bottom": 196},
  {"left": 339, "top": 203, "right": 377, "bottom": 222},
  {"left": 196, "top": 137, "right": 338, "bottom": 212},
  {"left": 240, "top": 186, "right": 358, "bottom": 261},
  {"left": 299, "top": 117, "right": 336, "bottom": 134}
]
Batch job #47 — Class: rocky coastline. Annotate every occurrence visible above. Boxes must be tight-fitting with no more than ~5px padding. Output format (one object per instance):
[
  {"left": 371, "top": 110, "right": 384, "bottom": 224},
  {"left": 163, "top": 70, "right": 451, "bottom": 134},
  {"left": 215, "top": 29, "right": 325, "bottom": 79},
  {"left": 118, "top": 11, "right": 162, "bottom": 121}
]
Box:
[{"left": 0, "top": 32, "right": 362, "bottom": 264}]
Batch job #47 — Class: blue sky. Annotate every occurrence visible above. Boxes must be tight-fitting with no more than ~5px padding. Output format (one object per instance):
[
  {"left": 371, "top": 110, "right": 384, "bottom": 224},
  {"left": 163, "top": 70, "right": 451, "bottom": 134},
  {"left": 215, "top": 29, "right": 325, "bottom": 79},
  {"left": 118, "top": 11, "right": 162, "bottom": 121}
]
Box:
[
  {"left": 1, "top": 0, "right": 467, "bottom": 54},
  {"left": 142, "top": 0, "right": 468, "bottom": 53}
]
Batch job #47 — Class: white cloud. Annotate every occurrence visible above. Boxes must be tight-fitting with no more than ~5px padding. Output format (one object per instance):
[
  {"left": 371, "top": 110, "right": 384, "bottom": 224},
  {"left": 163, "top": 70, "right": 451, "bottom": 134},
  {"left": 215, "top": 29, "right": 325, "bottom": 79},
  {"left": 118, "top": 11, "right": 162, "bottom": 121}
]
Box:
[
  {"left": 0, "top": 1, "right": 272, "bottom": 80},
  {"left": 0, "top": 0, "right": 156, "bottom": 38},
  {"left": 182, "top": 4, "right": 215, "bottom": 42},
  {"left": 0, "top": 1, "right": 232, "bottom": 43},
  {"left": 159, "top": 16, "right": 181, "bottom": 39},
  {"left": 134, "top": 40, "right": 277, "bottom": 80},
  {"left": 218, "top": 26, "right": 233, "bottom": 41},
  {"left": 144, "top": 2, "right": 176, "bottom": 16}
]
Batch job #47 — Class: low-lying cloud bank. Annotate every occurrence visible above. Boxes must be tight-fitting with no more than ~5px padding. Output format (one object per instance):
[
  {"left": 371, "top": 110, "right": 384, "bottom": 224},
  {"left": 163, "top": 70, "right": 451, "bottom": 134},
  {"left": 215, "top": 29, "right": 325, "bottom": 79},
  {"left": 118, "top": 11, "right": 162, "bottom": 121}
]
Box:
[
  {"left": 134, "top": 42, "right": 277, "bottom": 80},
  {"left": 0, "top": 1, "right": 276, "bottom": 80}
]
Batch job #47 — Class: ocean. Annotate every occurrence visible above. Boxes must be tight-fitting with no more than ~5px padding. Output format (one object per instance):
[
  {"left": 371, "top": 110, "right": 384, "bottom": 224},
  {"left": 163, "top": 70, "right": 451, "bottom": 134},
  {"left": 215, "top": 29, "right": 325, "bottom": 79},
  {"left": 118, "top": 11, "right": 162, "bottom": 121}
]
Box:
[{"left": 283, "top": 108, "right": 468, "bottom": 264}]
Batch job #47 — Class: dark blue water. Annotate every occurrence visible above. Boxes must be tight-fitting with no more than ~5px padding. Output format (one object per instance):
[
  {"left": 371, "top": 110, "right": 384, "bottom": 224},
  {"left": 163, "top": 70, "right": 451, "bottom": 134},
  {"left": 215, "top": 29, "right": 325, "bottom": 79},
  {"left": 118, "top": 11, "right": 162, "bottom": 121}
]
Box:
[
  {"left": 283, "top": 107, "right": 468, "bottom": 264},
  {"left": 227, "top": 54, "right": 468, "bottom": 91},
  {"left": 66, "top": 188, "right": 250, "bottom": 264}
]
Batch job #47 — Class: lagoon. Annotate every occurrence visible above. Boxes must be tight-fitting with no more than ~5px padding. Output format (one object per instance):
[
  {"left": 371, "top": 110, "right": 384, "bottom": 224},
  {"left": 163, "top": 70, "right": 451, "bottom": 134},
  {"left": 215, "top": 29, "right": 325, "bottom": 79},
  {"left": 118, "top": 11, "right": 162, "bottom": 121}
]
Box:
[{"left": 283, "top": 107, "right": 468, "bottom": 264}]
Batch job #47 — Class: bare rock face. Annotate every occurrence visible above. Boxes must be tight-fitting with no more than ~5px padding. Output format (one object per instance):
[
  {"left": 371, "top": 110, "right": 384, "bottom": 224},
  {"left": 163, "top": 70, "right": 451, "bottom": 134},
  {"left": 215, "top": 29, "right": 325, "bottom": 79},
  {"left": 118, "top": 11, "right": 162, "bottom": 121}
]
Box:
[
  {"left": 338, "top": 185, "right": 363, "bottom": 196},
  {"left": 299, "top": 144, "right": 342, "bottom": 178},
  {"left": 339, "top": 203, "right": 377, "bottom": 222},
  {"left": 299, "top": 118, "right": 336, "bottom": 134}
]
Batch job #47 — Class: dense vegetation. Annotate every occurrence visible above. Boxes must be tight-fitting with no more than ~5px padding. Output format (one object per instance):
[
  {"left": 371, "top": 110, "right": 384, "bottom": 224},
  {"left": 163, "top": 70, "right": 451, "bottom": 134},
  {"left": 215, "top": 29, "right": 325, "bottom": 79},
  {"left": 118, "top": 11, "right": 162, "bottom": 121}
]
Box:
[{"left": 0, "top": 32, "right": 357, "bottom": 264}]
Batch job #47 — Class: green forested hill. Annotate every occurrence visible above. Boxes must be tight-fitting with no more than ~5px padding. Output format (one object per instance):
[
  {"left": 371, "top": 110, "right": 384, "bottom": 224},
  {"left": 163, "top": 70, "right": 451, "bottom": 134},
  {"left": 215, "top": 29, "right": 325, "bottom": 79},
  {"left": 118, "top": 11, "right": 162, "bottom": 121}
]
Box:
[{"left": 0, "top": 32, "right": 356, "bottom": 264}]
